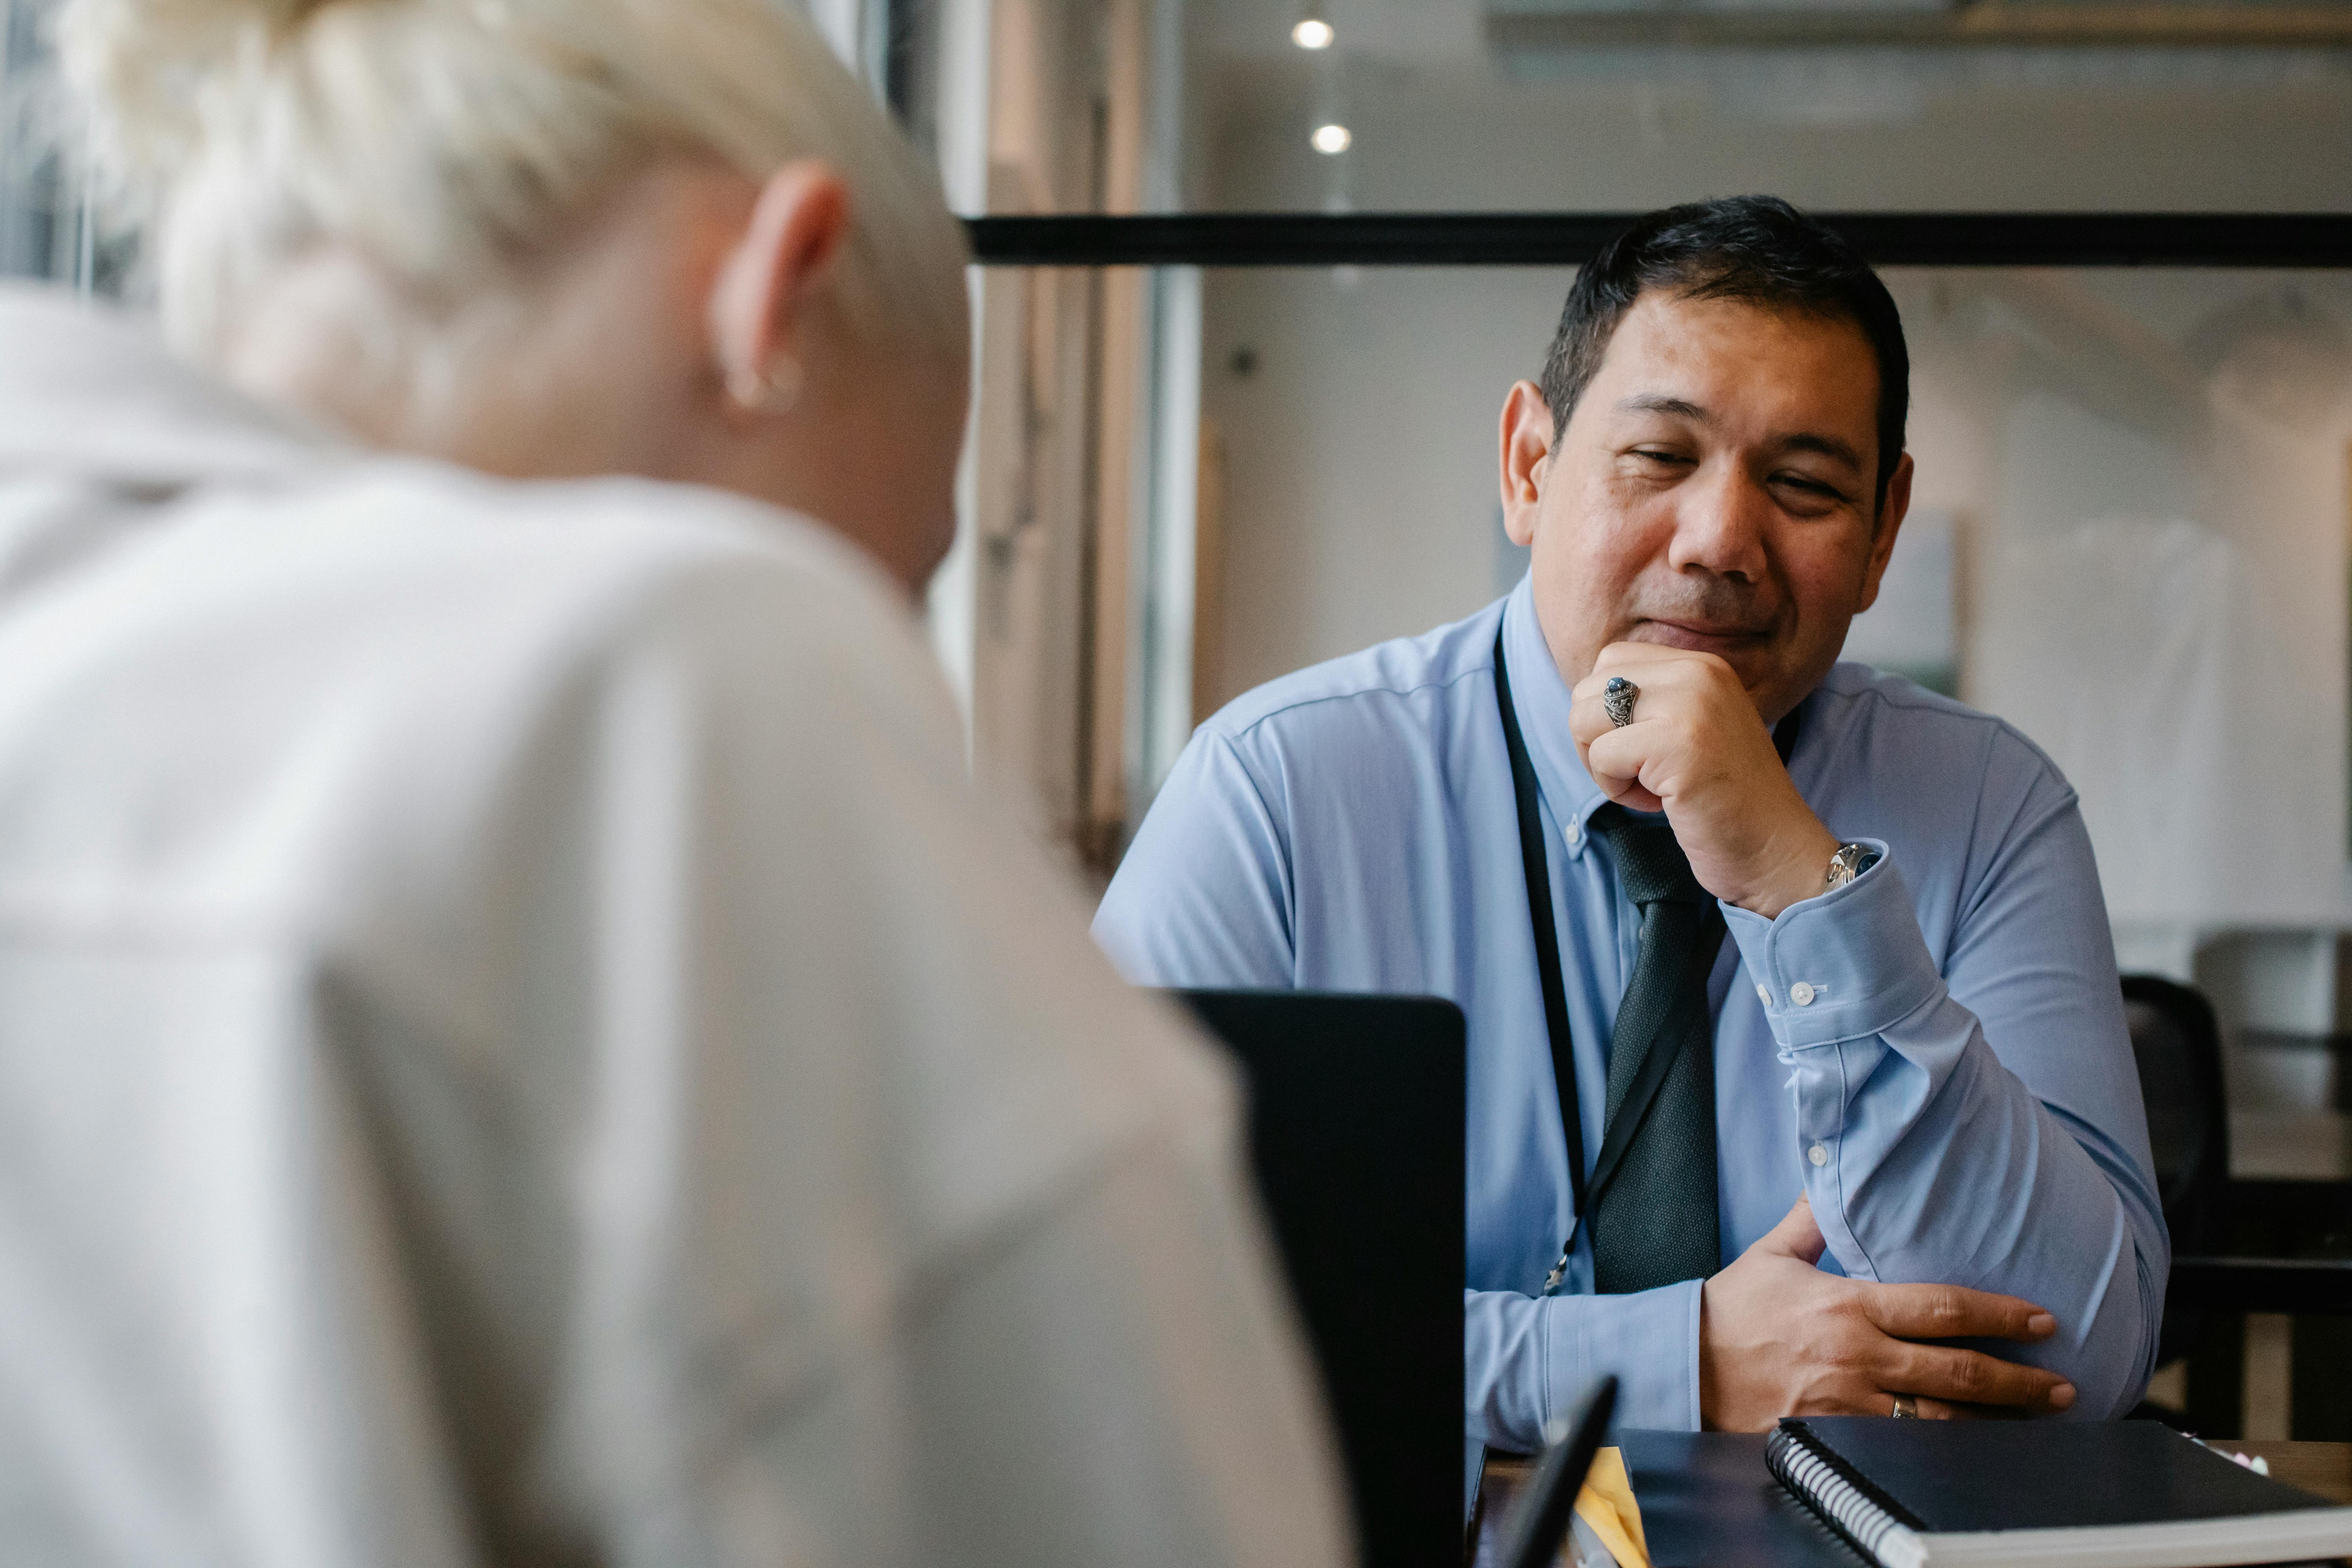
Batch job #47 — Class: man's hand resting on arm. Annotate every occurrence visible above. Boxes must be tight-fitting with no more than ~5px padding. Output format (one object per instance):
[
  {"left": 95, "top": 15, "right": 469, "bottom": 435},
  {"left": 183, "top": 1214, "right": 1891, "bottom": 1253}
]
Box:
[{"left": 1701, "top": 1197, "right": 2077, "bottom": 1429}]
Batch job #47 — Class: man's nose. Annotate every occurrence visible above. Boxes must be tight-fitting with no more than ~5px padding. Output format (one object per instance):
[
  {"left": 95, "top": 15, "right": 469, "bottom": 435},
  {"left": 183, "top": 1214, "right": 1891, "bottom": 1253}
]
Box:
[{"left": 1664, "top": 464, "right": 1771, "bottom": 583}]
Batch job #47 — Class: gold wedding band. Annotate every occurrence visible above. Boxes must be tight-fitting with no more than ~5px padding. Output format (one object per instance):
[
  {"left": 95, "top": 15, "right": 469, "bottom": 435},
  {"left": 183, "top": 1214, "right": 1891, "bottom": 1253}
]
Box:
[{"left": 1890, "top": 1393, "right": 1918, "bottom": 1419}]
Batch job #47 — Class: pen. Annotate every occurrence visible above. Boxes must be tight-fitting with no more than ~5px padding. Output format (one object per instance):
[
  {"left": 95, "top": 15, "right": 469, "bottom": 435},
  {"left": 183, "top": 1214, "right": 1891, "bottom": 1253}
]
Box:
[{"left": 1497, "top": 1374, "right": 1620, "bottom": 1568}]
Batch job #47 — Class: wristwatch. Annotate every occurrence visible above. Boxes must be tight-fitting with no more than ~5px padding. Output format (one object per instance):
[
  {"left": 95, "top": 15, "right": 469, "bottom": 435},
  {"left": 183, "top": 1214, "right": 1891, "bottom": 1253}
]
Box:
[{"left": 1824, "top": 842, "right": 1880, "bottom": 892}]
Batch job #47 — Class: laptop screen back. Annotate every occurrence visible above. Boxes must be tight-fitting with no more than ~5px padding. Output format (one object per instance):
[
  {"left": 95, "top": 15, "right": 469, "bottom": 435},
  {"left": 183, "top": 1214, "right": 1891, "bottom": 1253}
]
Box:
[{"left": 1176, "top": 990, "right": 1467, "bottom": 1568}]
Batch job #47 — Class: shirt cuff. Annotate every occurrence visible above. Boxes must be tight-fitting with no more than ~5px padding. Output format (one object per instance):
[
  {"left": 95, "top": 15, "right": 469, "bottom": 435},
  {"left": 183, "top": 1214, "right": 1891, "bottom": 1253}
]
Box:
[
  {"left": 1720, "top": 842, "right": 1943, "bottom": 1050},
  {"left": 1547, "top": 1278, "right": 1704, "bottom": 1432}
]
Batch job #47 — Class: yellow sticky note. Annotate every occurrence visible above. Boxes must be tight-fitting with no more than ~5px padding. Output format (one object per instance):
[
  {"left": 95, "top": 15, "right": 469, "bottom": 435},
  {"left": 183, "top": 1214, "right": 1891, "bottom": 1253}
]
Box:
[{"left": 1571, "top": 1446, "right": 1650, "bottom": 1568}]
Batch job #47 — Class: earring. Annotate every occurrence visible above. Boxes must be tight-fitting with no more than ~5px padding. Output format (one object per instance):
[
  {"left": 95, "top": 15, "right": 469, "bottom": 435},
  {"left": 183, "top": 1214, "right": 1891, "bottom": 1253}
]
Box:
[{"left": 726, "top": 354, "right": 804, "bottom": 416}]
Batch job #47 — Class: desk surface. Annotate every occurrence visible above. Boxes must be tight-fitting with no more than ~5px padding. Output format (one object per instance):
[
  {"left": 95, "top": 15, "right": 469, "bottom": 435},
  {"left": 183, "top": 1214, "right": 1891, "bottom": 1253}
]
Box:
[{"left": 1471, "top": 1433, "right": 2352, "bottom": 1567}]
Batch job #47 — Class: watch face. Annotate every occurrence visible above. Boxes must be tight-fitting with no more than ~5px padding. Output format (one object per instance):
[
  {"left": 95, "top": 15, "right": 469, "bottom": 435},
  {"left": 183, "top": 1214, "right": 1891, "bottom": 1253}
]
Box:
[{"left": 1827, "top": 844, "right": 1873, "bottom": 888}]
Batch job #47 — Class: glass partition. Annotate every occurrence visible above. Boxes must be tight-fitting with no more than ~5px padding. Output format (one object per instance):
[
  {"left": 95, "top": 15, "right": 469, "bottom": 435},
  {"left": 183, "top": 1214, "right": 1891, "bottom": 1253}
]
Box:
[
  {"left": 1194, "top": 264, "right": 2352, "bottom": 938},
  {"left": 960, "top": 258, "right": 2352, "bottom": 962},
  {"left": 0, "top": 0, "right": 74, "bottom": 285}
]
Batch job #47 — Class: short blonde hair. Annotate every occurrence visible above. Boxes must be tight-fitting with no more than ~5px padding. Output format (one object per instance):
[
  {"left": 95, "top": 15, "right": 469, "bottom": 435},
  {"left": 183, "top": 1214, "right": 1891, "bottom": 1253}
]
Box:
[{"left": 54, "top": 0, "right": 969, "bottom": 362}]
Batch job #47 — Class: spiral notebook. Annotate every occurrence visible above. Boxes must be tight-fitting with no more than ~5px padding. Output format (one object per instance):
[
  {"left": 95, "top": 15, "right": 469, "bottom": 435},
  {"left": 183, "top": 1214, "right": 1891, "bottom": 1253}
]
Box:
[{"left": 1767, "top": 1416, "right": 2352, "bottom": 1568}]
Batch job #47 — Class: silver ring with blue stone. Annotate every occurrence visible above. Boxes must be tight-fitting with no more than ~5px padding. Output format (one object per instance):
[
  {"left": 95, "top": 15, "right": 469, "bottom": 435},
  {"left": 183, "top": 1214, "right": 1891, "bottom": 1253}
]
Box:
[{"left": 1602, "top": 676, "right": 1639, "bottom": 728}]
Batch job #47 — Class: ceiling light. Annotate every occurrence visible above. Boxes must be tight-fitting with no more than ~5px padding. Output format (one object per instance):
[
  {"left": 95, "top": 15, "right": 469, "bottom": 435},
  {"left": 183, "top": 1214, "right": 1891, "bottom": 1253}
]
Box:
[
  {"left": 1292, "top": 16, "right": 1334, "bottom": 49},
  {"left": 1310, "top": 122, "right": 1352, "bottom": 154}
]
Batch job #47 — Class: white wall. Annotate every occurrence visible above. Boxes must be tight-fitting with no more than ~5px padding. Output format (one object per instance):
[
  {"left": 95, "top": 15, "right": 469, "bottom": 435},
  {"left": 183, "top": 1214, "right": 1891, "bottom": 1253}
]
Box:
[
  {"left": 1202, "top": 265, "right": 1569, "bottom": 702},
  {"left": 1914, "top": 271, "right": 2352, "bottom": 931}
]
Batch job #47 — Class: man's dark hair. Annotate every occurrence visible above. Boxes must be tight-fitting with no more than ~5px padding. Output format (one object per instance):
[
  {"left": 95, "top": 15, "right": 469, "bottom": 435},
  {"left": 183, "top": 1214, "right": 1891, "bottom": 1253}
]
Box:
[{"left": 1537, "top": 195, "right": 1910, "bottom": 508}]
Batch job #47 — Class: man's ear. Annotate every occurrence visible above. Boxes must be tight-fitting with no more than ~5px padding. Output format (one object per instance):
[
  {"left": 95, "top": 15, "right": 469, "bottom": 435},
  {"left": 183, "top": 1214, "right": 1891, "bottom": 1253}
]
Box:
[
  {"left": 1853, "top": 450, "right": 1915, "bottom": 615},
  {"left": 708, "top": 160, "right": 851, "bottom": 415},
  {"left": 1499, "top": 379, "right": 1554, "bottom": 548}
]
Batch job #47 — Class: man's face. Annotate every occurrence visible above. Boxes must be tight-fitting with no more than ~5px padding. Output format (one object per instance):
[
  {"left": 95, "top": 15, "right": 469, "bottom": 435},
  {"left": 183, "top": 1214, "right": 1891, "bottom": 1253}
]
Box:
[{"left": 1501, "top": 289, "right": 1913, "bottom": 726}]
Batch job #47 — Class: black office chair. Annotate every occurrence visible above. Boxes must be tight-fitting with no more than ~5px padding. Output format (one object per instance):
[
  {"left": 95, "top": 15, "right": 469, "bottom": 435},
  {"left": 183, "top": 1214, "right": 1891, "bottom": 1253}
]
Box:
[{"left": 2121, "top": 972, "right": 2232, "bottom": 1367}]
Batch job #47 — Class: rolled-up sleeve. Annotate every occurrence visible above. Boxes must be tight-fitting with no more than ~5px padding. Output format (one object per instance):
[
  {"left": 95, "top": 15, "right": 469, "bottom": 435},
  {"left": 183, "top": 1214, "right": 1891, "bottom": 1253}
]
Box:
[{"left": 1721, "top": 800, "right": 2168, "bottom": 1419}]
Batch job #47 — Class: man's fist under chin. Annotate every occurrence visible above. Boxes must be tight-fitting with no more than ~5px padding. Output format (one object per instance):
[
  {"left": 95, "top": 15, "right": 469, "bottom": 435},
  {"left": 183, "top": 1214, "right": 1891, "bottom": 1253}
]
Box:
[
  {"left": 1568, "top": 642, "right": 1843, "bottom": 919},
  {"left": 1699, "top": 1196, "right": 2078, "bottom": 1430}
]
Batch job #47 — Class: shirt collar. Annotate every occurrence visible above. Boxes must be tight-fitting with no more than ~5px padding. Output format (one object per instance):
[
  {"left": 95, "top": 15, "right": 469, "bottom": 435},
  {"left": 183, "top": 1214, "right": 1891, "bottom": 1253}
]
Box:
[{"left": 1500, "top": 573, "right": 1610, "bottom": 856}]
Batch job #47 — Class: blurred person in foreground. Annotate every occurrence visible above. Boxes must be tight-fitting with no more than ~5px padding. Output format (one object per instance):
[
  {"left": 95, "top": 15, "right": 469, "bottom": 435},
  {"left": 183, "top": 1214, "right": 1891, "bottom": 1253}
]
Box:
[
  {"left": 0, "top": 1, "right": 1350, "bottom": 1563},
  {"left": 1097, "top": 198, "right": 2167, "bottom": 1445}
]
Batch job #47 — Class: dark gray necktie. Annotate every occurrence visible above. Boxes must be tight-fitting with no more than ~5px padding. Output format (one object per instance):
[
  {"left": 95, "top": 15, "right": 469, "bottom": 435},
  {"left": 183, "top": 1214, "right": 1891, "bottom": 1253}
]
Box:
[{"left": 1588, "top": 806, "right": 1726, "bottom": 1295}]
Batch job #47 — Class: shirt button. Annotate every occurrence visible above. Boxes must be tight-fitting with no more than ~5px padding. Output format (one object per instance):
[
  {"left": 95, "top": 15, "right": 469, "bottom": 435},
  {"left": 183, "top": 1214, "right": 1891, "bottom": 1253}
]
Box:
[
  {"left": 1808, "top": 1143, "right": 1829, "bottom": 1167},
  {"left": 1566, "top": 820, "right": 1583, "bottom": 848},
  {"left": 1790, "top": 982, "right": 1816, "bottom": 1006},
  {"left": 1755, "top": 983, "right": 1772, "bottom": 1007}
]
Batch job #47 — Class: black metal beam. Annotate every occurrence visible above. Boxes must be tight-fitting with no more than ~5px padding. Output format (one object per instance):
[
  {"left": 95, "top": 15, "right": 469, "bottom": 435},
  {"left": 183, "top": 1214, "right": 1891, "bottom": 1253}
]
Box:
[
  {"left": 963, "top": 212, "right": 2352, "bottom": 270},
  {"left": 2170, "top": 1256, "right": 2352, "bottom": 1316},
  {"left": 1488, "top": 3, "right": 2352, "bottom": 52}
]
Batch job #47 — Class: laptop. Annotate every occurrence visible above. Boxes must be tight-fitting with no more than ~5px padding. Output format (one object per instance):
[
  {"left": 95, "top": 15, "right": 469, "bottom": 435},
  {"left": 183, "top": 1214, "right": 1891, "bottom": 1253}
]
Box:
[{"left": 1176, "top": 990, "right": 1467, "bottom": 1568}]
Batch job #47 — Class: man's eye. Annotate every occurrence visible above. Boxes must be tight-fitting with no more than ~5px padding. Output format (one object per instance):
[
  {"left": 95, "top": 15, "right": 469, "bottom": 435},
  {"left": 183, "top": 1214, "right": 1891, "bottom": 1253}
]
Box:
[
  {"left": 1632, "top": 448, "right": 1691, "bottom": 466},
  {"left": 1774, "top": 473, "right": 1844, "bottom": 501}
]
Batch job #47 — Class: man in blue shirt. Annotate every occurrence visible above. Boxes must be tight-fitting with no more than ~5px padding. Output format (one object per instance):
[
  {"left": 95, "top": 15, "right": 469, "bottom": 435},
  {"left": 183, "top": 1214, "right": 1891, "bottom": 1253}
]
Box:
[{"left": 1094, "top": 197, "right": 2165, "bottom": 1446}]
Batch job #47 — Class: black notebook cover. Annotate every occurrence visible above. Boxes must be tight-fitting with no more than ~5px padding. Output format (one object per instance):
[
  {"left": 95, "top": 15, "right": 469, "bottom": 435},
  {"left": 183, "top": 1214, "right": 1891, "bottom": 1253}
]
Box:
[{"left": 1781, "top": 1418, "right": 2331, "bottom": 1532}]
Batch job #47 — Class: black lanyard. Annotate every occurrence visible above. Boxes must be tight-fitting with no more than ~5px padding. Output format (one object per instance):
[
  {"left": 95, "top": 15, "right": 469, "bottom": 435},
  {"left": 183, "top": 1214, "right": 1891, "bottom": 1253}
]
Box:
[{"left": 1490, "top": 627, "right": 1800, "bottom": 1293}]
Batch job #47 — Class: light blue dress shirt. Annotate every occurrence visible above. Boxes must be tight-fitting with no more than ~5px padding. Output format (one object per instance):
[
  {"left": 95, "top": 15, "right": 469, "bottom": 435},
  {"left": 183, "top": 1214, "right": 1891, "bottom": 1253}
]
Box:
[{"left": 1094, "top": 577, "right": 2167, "bottom": 1448}]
